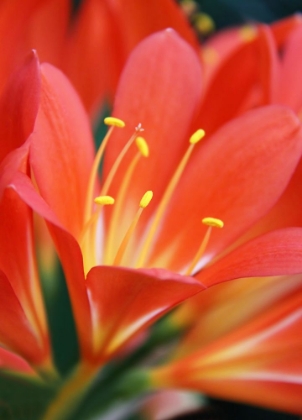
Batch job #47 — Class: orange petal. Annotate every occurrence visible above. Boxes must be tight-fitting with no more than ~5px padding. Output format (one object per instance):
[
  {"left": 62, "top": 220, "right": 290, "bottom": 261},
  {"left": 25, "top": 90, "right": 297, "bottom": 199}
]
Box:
[
  {"left": 196, "top": 228, "right": 302, "bottom": 287},
  {"left": 152, "top": 291, "right": 302, "bottom": 414},
  {"left": 103, "top": 29, "right": 202, "bottom": 238},
  {"left": 30, "top": 63, "right": 95, "bottom": 238},
  {"left": 150, "top": 106, "right": 302, "bottom": 272},
  {"left": 0, "top": 50, "right": 40, "bottom": 163},
  {"left": 86, "top": 265, "right": 204, "bottom": 362}
]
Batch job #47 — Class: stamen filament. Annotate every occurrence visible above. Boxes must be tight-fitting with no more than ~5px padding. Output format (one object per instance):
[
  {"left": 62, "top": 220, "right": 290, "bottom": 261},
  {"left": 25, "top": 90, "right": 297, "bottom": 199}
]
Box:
[
  {"left": 80, "top": 196, "right": 115, "bottom": 245},
  {"left": 185, "top": 217, "right": 224, "bottom": 275},
  {"left": 99, "top": 129, "right": 141, "bottom": 197},
  {"left": 84, "top": 118, "right": 125, "bottom": 223},
  {"left": 135, "top": 130, "right": 205, "bottom": 267},
  {"left": 113, "top": 191, "right": 153, "bottom": 266},
  {"left": 104, "top": 137, "right": 149, "bottom": 264}
]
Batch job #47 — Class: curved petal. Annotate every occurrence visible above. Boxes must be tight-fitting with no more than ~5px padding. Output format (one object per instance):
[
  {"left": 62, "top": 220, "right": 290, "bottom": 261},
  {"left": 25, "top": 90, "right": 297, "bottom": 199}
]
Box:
[
  {"left": 150, "top": 106, "right": 302, "bottom": 272},
  {"left": 3, "top": 165, "right": 93, "bottom": 360},
  {"left": 0, "top": 51, "right": 40, "bottom": 163},
  {"left": 278, "top": 25, "right": 302, "bottom": 112},
  {"left": 0, "top": 270, "right": 46, "bottom": 366},
  {"left": 151, "top": 292, "right": 302, "bottom": 414},
  {"left": 197, "top": 37, "right": 259, "bottom": 134},
  {"left": 256, "top": 25, "right": 280, "bottom": 105},
  {"left": 196, "top": 228, "right": 302, "bottom": 287},
  {"left": 103, "top": 29, "right": 202, "bottom": 241},
  {"left": 30, "top": 63, "right": 95, "bottom": 238},
  {"left": 0, "top": 146, "right": 50, "bottom": 362},
  {"left": 271, "top": 14, "right": 302, "bottom": 47},
  {"left": 0, "top": 347, "right": 36, "bottom": 375},
  {"left": 86, "top": 265, "right": 204, "bottom": 362},
  {"left": 173, "top": 274, "right": 302, "bottom": 356}
]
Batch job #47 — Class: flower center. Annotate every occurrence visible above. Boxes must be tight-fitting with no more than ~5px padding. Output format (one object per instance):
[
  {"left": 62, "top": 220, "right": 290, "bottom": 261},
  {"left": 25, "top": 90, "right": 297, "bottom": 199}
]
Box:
[{"left": 81, "top": 117, "right": 223, "bottom": 275}]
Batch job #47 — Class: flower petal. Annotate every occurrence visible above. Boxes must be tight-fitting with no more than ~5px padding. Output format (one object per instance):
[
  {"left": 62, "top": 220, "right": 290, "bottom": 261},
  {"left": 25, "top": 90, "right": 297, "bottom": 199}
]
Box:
[
  {"left": 0, "top": 270, "right": 46, "bottom": 365},
  {"left": 86, "top": 265, "right": 204, "bottom": 361},
  {"left": 103, "top": 29, "right": 202, "bottom": 244},
  {"left": 278, "top": 25, "right": 302, "bottom": 112},
  {"left": 0, "top": 347, "right": 36, "bottom": 375},
  {"left": 0, "top": 51, "right": 40, "bottom": 163},
  {"left": 63, "top": 0, "right": 123, "bottom": 115},
  {"left": 4, "top": 166, "right": 93, "bottom": 360},
  {"left": 196, "top": 228, "right": 302, "bottom": 287},
  {"left": 113, "top": 0, "right": 198, "bottom": 53},
  {"left": 30, "top": 63, "right": 95, "bottom": 238},
  {"left": 151, "top": 291, "right": 302, "bottom": 414},
  {"left": 151, "top": 106, "right": 302, "bottom": 272}
]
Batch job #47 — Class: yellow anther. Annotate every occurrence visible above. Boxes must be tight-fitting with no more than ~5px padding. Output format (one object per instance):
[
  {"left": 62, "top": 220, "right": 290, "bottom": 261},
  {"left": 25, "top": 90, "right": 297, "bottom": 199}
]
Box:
[
  {"left": 94, "top": 195, "right": 115, "bottom": 205},
  {"left": 202, "top": 47, "right": 219, "bottom": 65},
  {"left": 194, "top": 13, "right": 215, "bottom": 35},
  {"left": 104, "top": 117, "right": 125, "bottom": 128},
  {"left": 239, "top": 26, "right": 257, "bottom": 42},
  {"left": 113, "top": 192, "right": 153, "bottom": 266},
  {"left": 140, "top": 191, "right": 153, "bottom": 208},
  {"left": 202, "top": 217, "right": 224, "bottom": 228},
  {"left": 135, "top": 136, "right": 149, "bottom": 158},
  {"left": 185, "top": 217, "right": 224, "bottom": 275},
  {"left": 189, "top": 129, "right": 206, "bottom": 144}
]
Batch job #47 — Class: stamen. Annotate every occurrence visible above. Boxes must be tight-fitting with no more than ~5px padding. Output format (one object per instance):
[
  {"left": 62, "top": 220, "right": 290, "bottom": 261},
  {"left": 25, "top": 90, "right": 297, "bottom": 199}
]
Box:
[
  {"left": 84, "top": 117, "right": 125, "bottom": 223},
  {"left": 136, "top": 136, "right": 149, "bottom": 157},
  {"left": 113, "top": 191, "right": 153, "bottom": 266},
  {"left": 104, "top": 138, "right": 150, "bottom": 264},
  {"left": 202, "top": 217, "right": 224, "bottom": 228},
  {"left": 80, "top": 195, "right": 115, "bottom": 245},
  {"left": 104, "top": 117, "right": 126, "bottom": 128},
  {"left": 185, "top": 217, "right": 224, "bottom": 275},
  {"left": 136, "top": 129, "right": 205, "bottom": 267},
  {"left": 94, "top": 195, "right": 115, "bottom": 206},
  {"left": 99, "top": 125, "right": 143, "bottom": 197}
]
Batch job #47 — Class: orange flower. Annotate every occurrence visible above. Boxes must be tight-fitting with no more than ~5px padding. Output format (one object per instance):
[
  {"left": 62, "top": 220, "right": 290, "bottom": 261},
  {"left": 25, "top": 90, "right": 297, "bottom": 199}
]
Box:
[{"left": 1, "top": 26, "right": 302, "bottom": 418}]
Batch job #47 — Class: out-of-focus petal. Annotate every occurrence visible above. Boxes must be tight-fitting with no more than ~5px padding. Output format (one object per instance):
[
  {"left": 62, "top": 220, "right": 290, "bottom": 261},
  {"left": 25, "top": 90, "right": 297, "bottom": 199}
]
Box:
[
  {"left": 63, "top": 0, "right": 123, "bottom": 115},
  {"left": 278, "top": 25, "right": 302, "bottom": 112},
  {"left": 0, "top": 347, "right": 36, "bottom": 376},
  {"left": 112, "top": 0, "right": 198, "bottom": 53},
  {"left": 0, "top": 51, "right": 40, "bottom": 163},
  {"left": 256, "top": 25, "right": 280, "bottom": 105},
  {"left": 86, "top": 265, "right": 204, "bottom": 361},
  {"left": 271, "top": 13, "right": 302, "bottom": 47},
  {"left": 150, "top": 107, "right": 302, "bottom": 272},
  {"left": 151, "top": 292, "right": 302, "bottom": 414}
]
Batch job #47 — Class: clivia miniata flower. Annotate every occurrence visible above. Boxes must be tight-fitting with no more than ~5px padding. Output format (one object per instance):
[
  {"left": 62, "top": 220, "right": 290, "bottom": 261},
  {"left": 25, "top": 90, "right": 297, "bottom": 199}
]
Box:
[{"left": 1, "top": 21, "right": 302, "bottom": 419}]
